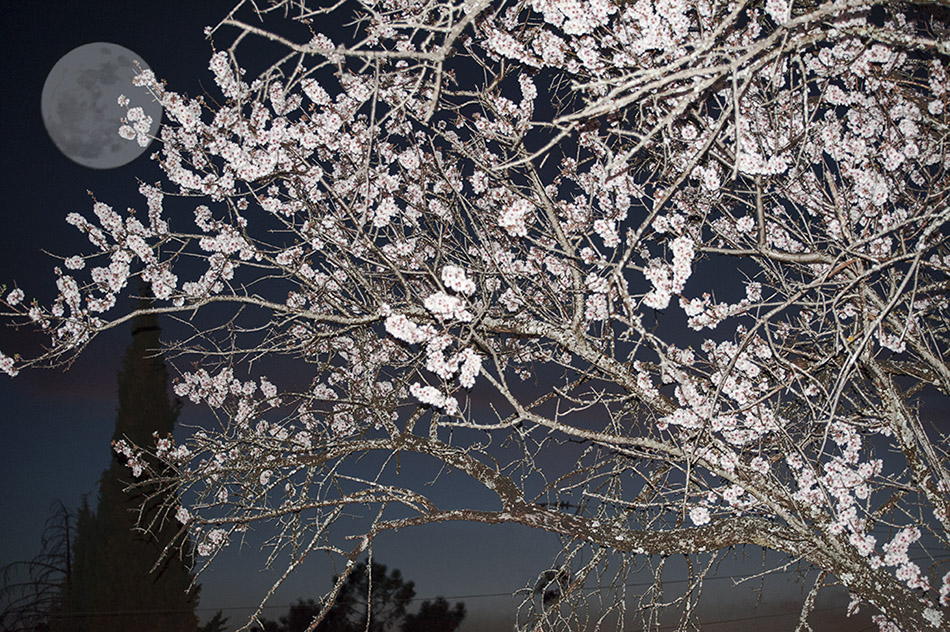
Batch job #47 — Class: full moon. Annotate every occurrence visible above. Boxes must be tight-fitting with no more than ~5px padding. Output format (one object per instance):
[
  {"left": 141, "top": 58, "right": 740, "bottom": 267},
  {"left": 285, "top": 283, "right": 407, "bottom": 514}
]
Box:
[{"left": 41, "top": 42, "right": 163, "bottom": 170}]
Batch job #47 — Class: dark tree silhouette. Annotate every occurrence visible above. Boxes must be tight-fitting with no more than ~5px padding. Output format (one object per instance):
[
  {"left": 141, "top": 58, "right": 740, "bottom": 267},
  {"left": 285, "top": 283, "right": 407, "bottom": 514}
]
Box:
[
  {"left": 0, "top": 502, "right": 72, "bottom": 632},
  {"left": 253, "top": 599, "right": 323, "bottom": 632},
  {"left": 55, "top": 305, "right": 198, "bottom": 632},
  {"left": 254, "top": 562, "right": 465, "bottom": 632},
  {"left": 332, "top": 562, "right": 415, "bottom": 632},
  {"left": 400, "top": 597, "right": 466, "bottom": 632},
  {"left": 198, "top": 610, "right": 230, "bottom": 632}
]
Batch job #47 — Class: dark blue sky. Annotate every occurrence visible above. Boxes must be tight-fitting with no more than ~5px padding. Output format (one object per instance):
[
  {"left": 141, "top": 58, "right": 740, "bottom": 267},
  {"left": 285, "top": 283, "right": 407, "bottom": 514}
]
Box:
[
  {"left": 0, "top": 3, "right": 565, "bottom": 629},
  {"left": 0, "top": 3, "right": 897, "bottom": 631}
]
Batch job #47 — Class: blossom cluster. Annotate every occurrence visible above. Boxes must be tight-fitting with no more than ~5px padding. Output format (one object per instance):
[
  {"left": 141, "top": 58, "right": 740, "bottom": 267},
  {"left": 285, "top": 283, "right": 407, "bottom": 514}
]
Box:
[
  {"left": 642, "top": 235, "right": 695, "bottom": 309},
  {"left": 112, "top": 439, "right": 147, "bottom": 478},
  {"left": 385, "top": 314, "right": 435, "bottom": 345},
  {"left": 423, "top": 291, "right": 473, "bottom": 322},
  {"left": 173, "top": 367, "right": 260, "bottom": 410},
  {"left": 117, "top": 97, "right": 154, "bottom": 147},
  {"left": 441, "top": 265, "right": 476, "bottom": 295},
  {"left": 499, "top": 198, "right": 533, "bottom": 237},
  {"left": 2, "top": 4, "right": 946, "bottom": 630},
  {"left": 197, "top": 527, "right": 229, "bottom": 557},
  {"left": 409, "top": 382, "right": 459, "bottom": 415},
  {"left": 0, "top": 350, "right": 18, "bottom": 378}
]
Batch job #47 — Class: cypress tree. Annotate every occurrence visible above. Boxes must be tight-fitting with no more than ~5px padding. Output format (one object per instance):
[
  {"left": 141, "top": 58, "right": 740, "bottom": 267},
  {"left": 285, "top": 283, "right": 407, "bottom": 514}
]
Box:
[{"left": 56, "top": 302, "right": 199, "bottom": 632}]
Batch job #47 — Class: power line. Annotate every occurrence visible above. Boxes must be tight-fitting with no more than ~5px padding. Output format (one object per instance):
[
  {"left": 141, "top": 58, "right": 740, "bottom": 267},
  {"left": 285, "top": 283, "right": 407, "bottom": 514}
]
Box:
[
  {"left": 32, "top": 554, "right": 950, "bottom": 619},
  {"left": 46, "top": 599, "right": 864, "bottom": 630},
  {"left": 629, "top": 603, "right": 860, "bottom": 631}
]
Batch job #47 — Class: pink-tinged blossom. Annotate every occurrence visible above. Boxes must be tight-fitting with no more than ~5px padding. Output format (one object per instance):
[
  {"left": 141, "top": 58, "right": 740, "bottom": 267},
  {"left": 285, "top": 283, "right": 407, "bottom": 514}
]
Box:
[
  {"left": 154, "top": 435, "right": 172, "bottom": 459},
  {"left": 443, "top": 395, "right": 460, "bottom": 416},
  {"left": 139, "top": 184, "right": 168, "bottom": 235},
  {"left": 425, "top": 334, "right": 460, "bottom": 380},
  {"left": 198, "top": 528, "right": 229, "bottom": 556},
  {"left": 736, "top": 216, "right": 755, "bottom": 233},
  {"left": 175, "top": 506, "right": 191, "bottom": 524},
  {"left": 330, "top": 410, "right": 355, "bottom": 437},
  {"left": 877, "top": 329, "right": 906, "bottom": 353},
  {"left": 679, "top": 293, "right": 749, "bottom": 331},
  {"left": 0, "top": 351, "right": 18, "bottom": 377},
  {"left": 518, "top": 73, "right": 537, "bottom": 115},
  {"left": 882, "top": 526, "right": 920, "bottom": 568},
  {"left": 689, "top": 506, "right": 711, "bottom": 526},
  {"left": 532, "top": 0, "right": 616, "bottom": 36},
  {"left": 209, "top": 51, "right": 247, "bottom": 100},
  {"left": 118, "top": 103, "right": 154, "bottom": 147},
  {"left": 174, "top": 367, "right": 236, "bottom": 408},
  {"left": 701, "top": 166, "right": 721, "bottom": 191},
  {"left": 643, "top": 237, "right": 695, "bottom": 310},
  {"left": 585, "top": 293, "right": 608, "bottom": 321},
  {"left": 940, "top": 570, "right": 950, "bottom": 607},
  {"left": 260, "top": 377, "right": 279, "bottom": 401},
  {"left": 385, "top": 314, "right": 434, "bottom": 345},
  {"left": 499, "top": 287, "right": 521, "bottom": 312},
  {"left": 55, "top": 273, "right": 82, "bottom": 316},
  {"left": 168, "top": 444, "right": 191, "bottom": 464},
  {"left": 27, "top": 306, "right": 48, "bottom": 328},
  {"left": 871, "top": 614, "right": 902, "bottom": 632},
  {"left": 398, "top": 148, "right": 421, "bottom": 172},
  {"left": 531, "top": 30, "right": 566, "bottom": 66},
  {"left": 749, "top": 456, "right": 770, "bottom": 474},
  {"left": 670, "top": 236, "right": 694, "bottom": 288},
  {"left": 458, "top": 347, "right": 481, "bottom": 388},
  {"left": 442, "top": 265, "right": 476, "bottom": 295},
  {"left": 593, "top": 218, "right": 619, "bottom": 248},
  {"left": 633, "top": 361, "right": 659, "bottom": 399},
  {"left": 484, "top": 28, "right": 531, "bottom": 63},
  {"left": 643, "top": 264, "right": 672, "bottom": 309},
  {"left": 373, "top": 197, "right": 399, "bottom": 227},
  {"left": 849, "top": 532, "right": 877, "bottom": 557},
  {"left": 6, "top": 288, "right": 24, "bottom": 306},
  {"left": 469, "top": 170, "right": 489, "bottom": 194},
  {"left": 765, "top": 0, "right": 790, "bottom": 23},
  {"left": 113, "top": 439, "right": 134, "bottom": 460},
  {"left": 722, "top": 485, "right": 744, "bottom": 506},
  {"left": 500, "top": 198, "right": 532, "bottom": 237},
  {"left": 585, "top": 273, "right": 609, "bottom": 294},
  {"left": 667, "top": 345, "right": 695, "bottom": 367},
  {"left": 301, "top": 78, "right": 331, "bottom": 105},
  {"left": 142, "top": 263, "right": 177, "bottom": 300},
  {"left": 424, "top": 291, "right": 473, "bottom": 322},
  {"left": 409, "top": 382, "right": 456, "bottom": 413},
  {"left": 0, "top": 6, "right": 945, "bottom": 630}
]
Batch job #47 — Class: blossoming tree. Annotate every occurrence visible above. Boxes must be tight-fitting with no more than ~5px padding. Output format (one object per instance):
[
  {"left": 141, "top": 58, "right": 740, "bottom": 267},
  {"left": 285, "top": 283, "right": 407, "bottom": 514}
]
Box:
[{"left": 3, "top": 0, "right": 950, "bottom": 630}]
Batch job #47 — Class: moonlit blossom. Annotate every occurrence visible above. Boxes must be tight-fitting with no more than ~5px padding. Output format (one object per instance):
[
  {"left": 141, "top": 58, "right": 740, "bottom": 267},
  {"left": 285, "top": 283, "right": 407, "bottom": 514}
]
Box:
[
  {"left": 689, "top": 507, "right": 711, "bottom": 526},
  {"left": 3, "top": 3, "right": 948, "bottom": 630}
]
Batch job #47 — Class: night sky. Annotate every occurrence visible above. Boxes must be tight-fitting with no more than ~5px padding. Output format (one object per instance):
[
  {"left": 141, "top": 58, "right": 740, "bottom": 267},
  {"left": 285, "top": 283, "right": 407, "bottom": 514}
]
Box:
[
  {"left": 0, "top": 3, "right": 900, "bottom": 631},
  {"left": 0, "top": 3, "right": 563, "bottom": 629}
]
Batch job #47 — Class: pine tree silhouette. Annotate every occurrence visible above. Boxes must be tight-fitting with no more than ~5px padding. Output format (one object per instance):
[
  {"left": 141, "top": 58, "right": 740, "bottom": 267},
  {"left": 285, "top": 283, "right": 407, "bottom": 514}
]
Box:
[
  {"left": 252, "top": 562, "right": 465, "bottom": 632},
  {"left": 55, "top": 299, "right": 198, "bottom": 632}
]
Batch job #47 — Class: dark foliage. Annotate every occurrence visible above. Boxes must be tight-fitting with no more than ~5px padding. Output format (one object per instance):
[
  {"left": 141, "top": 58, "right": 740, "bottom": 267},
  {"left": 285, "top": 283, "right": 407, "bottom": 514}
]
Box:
[
  {"left": 0, "top": 502, "right": 73, "bottom": 632},
  {"left": 254, "top": 562, "right": 465, "bottom": 632},
  {"left": 54, "top": 307, "right": 199, "bottom": 632},
  {"left": 198, "top": 610, "right": 229, "bottom": 632}
]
